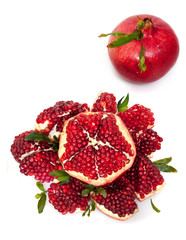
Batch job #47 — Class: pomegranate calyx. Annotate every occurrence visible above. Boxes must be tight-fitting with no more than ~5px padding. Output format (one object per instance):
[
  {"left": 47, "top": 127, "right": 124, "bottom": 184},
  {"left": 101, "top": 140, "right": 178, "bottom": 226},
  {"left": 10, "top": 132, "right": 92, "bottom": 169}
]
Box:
[{"left": 143, "top": 17, "right": 153, "bottom": 30}]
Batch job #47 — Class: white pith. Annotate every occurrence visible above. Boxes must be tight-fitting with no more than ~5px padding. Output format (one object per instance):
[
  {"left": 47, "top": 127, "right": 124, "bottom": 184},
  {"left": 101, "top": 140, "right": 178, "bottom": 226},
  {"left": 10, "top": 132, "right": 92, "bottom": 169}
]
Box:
[
  {"left": 48, "top": 124, "right": 61, "bottom": 139},
  {"left": 95, "top": 201, "right": 139, "bottom": 220},
  {"left": 35, "top": 111, "right": 74, "bottom": 136},
  {"left": 136, "top": 181, "right": 166, "bottom": 201},
  {"left": 19, "top": 145, "right": 53, "bottom": 161},
  {"left": 35, "top": 120, "right": 49, "bottom": 131},
  {"left": 58, "top": 112, "right": 136, "bottom": 186}
]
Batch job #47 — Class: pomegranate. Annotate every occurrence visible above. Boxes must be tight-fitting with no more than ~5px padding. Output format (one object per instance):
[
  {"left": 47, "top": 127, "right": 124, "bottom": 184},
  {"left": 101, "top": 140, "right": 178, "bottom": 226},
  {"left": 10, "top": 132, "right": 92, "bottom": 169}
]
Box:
[
  {"left": 58, "top": 112, "right": 136, "bottom": 186},
  {"left": 117, "top": 104, "right": 155, "bottom": 132},
  {"left": 91, "top": 92, "right": 117, "bottom": 113},
  {"left": 93, "top": 175, "right": 138, "bottom": 220},
  {"left": 35, "top": 100, "right": 90, "bottom": 138},
  {"left": 48, "top": 177, "right": 90, "bottom": 214},
  {"left": 125, "top": 154, "right": 165, "bottom": 201},
  {"left": 11, "top": 130, "right": 62, "bottom": 182},
  {"left": 100, "top": 14, "right": 179, "bottom": 83},
  {"left": 10, "top": 92, "right": 174, "bottom": 220}
]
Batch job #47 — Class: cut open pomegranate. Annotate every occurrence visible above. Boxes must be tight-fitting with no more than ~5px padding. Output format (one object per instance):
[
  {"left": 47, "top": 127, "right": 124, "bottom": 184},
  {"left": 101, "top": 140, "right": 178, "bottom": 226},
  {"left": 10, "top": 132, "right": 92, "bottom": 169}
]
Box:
[
  {"left": 91, "top": 92, "right": 117, "bottom": 114},
  {"left": 48, "top": 177, "right": 90, "bottom": 214},
  {"left": 58, "top": 112, "right": 136, "bottom": 186},
  {"left": 10, "top": 91, "right": 172, "bottom": 220},
  {"left": 11, "top": 130, "right": 62, "bottom": 182},
  {"left": 118, "top": 104, "right": 155, "bottom": 132},
  {"left": 125, "top": 154, "right": 165, "bottom": 201},
  {"left": 35, "top": 101, "right": 90, "bottom": 138},
  {"left": 93, "top": 175, "right": 138, "bottom": 220}
]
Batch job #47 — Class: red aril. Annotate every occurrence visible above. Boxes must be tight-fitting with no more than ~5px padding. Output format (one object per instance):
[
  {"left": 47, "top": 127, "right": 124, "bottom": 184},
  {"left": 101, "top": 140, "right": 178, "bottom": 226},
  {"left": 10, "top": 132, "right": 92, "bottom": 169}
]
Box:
[{"left": 100, "top": 14, "right": 179, "bottom": 83}]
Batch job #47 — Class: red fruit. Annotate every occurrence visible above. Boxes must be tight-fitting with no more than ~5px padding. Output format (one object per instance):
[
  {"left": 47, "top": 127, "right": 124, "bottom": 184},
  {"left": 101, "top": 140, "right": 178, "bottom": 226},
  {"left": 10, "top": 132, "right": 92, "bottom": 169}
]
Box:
[
  {"left": 35, "top": 101, "right": 90, "bottom": 138},
  {"left": 91, "top": 92, "right": 117, "bottom": 114},
  {"left": 105, "top": 15, "right": 179, "bottom": 83},
  {"left": 93, "top": 175, "right": 138, "bottom": 220},
  {"left": 58, "top": 112, "right": 136, "bottom": 186},
  {"left": 48, "top": 178, "right": 90, "bottom": 214},
  {"left": 125, "top": 154, "right": 165, "bottom": 201},
  {"left": 118, "top": 104, "right": 155, "bottom": 132},
  {"left": 11, "top": 130, "right": 62, "bottom": 182},
  {"left": 131, "top": 129, "right": 163, "bottom": 157}
]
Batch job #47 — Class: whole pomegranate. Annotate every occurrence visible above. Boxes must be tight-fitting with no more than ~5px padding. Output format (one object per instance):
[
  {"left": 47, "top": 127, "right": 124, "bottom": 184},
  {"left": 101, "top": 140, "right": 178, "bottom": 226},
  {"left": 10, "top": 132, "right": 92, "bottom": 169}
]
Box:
[{"left": 100, "top": 14, "right": 179, "bottom": 83}]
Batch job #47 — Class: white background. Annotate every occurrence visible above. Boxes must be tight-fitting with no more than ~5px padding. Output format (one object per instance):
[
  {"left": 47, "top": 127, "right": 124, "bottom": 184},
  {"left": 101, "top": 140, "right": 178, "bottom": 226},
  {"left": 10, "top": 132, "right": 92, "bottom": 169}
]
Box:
[{"left": 1, "top": 0, "right": 186, "bottom": 239}]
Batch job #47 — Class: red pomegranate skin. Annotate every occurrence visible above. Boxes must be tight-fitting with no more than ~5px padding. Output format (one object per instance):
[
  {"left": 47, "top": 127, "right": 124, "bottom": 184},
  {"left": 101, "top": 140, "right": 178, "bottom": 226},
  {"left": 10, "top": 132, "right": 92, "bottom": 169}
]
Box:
[{"left": 108, "top": 14, "right": 179, "bottom": 83}]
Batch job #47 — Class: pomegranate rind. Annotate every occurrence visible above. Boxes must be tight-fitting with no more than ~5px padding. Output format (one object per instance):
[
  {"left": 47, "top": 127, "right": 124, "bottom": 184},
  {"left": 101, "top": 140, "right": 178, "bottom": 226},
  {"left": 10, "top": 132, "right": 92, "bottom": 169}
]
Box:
[{"left": 58, "top": 112, "right": 136, "bottom": 186}]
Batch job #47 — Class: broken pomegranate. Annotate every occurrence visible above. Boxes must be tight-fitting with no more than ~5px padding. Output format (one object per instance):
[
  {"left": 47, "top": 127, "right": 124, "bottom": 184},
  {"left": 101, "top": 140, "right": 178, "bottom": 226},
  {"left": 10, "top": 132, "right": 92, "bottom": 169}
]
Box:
[
  {"left": 91, "top": 92, "right": 117, "bottom": 113},
  {"left": 58, "top": 112, "right": 136, "bottom": 186},
  {"left": 48, "top": 177, "right": 90, "bottom": 214},
  {"left": 125, "top": 154, "right": 165, "bottom": 201},
  {"left": 10, "top": 92, "right": 176, "bottom": 221},
  {"left": 93, "top": 175, "right": 138, "bottom": 220},
  {"left": 35, "top": 100, "right": 90, "bottom": 138},
  {"left": 11, "top": 130, "right": 62, "bottom": 182},
  {"left": 117, "top": 104, "right": 155, "bottom": 132},
  {"left": 131, "top": 129, "right": 163, "bottom": 157},
  {"left": 100, "top": 15, "right": 179, "bottom": 83}
]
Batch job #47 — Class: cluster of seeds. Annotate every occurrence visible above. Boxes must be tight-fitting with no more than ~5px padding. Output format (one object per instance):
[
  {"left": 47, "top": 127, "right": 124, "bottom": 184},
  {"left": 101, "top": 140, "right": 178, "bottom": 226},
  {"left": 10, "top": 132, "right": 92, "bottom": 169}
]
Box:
[
  {"left": 93, "top": 175, "right": 138, "bottom": 219},
  {"left": 131, "top": 129, "right": 163, "bottom": 156},
  {"left": 36, "top": 101, "right": 90, "bottom": 135},
  {"left": 60, "top": 112, "right": 135, "bottom": 184},
  {"left": 19, "top": 150, "right": 62, "bottom": 183},
  {"left": 125, "top": 154, "right": 165, "bottom": 200},
  {"left": 48, "top": 178, "right": 89, "bottom": 214},
  {"left": 118, "top": 104, "right": 155, "bottom": 132},
  {"left": 10, "top": 131, "right": 51, "bottom": 163},
  {"left": 91, "top": 92, "right": 117, "bottom": 113}
]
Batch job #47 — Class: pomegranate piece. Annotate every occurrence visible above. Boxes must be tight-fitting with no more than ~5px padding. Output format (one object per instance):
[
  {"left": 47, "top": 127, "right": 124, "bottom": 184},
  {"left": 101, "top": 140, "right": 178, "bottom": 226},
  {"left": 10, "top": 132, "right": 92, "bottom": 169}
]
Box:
[
  {"left": 58, "top": 112, "right": 136, "bottom": 186},
  {"left": 10, "top": 130, "right": 62, "bottom": 182},
  {"left": 35, "top": 101, "right": 90, "bottom": 138},
  {"left": 48, "top": 177, "right": 90, "bottom": 214},
  {"left": 131, "top": 129, "right": 163, "bottom": 157},
  {"left": 125, "top": 154, "right": 165, "bottom": 201},
  {"left": 101, "top": 14, "right": 179, "bottom": 83},
  {"left": 10, "top": 130, "right": 51, "bottom": 163},
  {"left": 91, "top": 92, "right": 117, "bottom": 114},
  {"left": 93, "top": 175, "right": 138, "bottom": 220},
  {"left": 118, "top": 104, "right": 154, "bottom": 132}
]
